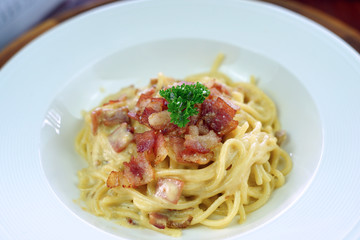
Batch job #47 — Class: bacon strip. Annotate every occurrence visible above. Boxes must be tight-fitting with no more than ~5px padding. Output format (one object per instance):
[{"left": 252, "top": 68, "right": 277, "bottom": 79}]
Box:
[
  {"left": 184, "top": 126, "right": 220, "bottom": 153},
  {"left": 135, "top": 130, "right": 156, "bottom": 153},
  {"left": 130, "top": 94, "right": 168, "bottom": 128},
  {"left": 167, "top": 216, "right": 193, "bottom": 229},
  {"left": 153, "top": 133, "right": 168, "bottom": 164},
  {"left": 91, "top": 107, "right": 130, "bottom": 135},
  {"left": 149, "top": 212, "right": 193, "bottom": 229},
  {"left": 181, "top": 150, "right": 214, "bottom": 165},
  {"left": 108, "top": 123, "right": 133, "bottom": 153},
  {"left": 205, "top": 80, "right": 231, "bottom": 100},
  {"left": 201, "top": 97, "right": 239, "bottom": 136},
  {"left": 148, "top": 111, "right": 171, "bottom": 130},
  {"left": 136, "top": 88, "right": 156, "bottom": 111},
  {"left": 107, "top": 153, "right": 155, "bottom": 188},
  {"left": 102, "top": 107, "right": 130, "bottom": 126},
  {"left": 106, "top": 170, "right": 131, "bottom": 188},
  {"left": 122, "top": 154, "right": 155, "bottom": 187},
  {"left": 106, "top": 171, "right": 121, "bottom": 188},
  {"left": 168, "top": 136, "right": 185, "bottom": 162},
  {"left": 149, "top": 212, "right": 168, "bottom": 229},
  {"left": 91, "top": 108, "right": 102, "bottom": 135},
  {"left": 155, "top": 178, "right": 184, "bottom": 204},
  {"left": 168, "top": 136, "right": 214, "bottom": 165}
]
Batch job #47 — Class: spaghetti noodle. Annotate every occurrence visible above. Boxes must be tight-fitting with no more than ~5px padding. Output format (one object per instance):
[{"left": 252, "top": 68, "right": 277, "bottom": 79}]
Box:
[{"left": 75, "top": 55, "right": 292, "bottom": 236}]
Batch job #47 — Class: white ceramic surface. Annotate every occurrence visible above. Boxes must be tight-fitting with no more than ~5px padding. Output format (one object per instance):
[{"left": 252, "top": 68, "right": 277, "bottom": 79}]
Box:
[{"left": 0, "top": 0, "right": 360, "bottom": 240}]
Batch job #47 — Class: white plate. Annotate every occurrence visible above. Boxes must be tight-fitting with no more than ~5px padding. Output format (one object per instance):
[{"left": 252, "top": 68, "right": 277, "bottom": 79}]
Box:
[{"left": 1, "top": 0, "right": 360, "bottom": 239}]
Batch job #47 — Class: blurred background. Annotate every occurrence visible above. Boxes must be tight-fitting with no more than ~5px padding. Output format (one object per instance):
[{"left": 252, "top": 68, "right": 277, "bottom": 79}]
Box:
[{"left": 0, "top": 0, "right": 359, "bottom": 61}]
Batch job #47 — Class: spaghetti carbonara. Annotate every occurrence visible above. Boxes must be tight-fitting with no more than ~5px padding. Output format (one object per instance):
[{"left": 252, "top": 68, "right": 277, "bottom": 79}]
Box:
[{"left": 75, "top": 55, "right": 292, "bottom": 237}]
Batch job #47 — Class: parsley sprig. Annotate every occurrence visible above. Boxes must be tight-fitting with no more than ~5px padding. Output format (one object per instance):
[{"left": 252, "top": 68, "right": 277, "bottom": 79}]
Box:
[{"left": 159, "top": 82, "right": 210, "bottom": 128}]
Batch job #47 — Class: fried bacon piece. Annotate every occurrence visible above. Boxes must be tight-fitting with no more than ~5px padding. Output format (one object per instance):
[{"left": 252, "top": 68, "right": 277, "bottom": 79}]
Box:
[
  {"left": 168, "top": 136, "right": 214, "bottom": 165},
  {"left": 136, "top": 88, "right": 156, "bottom": 111},
  {"left": 91, "top": 108, "right": 102, "bottom": 134},
  {"left": 139, "top": 98, "right": 167, "bottom": 126},
  {"left": 134, "top": 130, "right": 156, "bottom": 162},
  {"left": 108, "top": 123, "right": 134, "bottom": 153},
  {"left": 148, "top": 110, "right": 171, "bottom": 130},
  {"left": 129, "top": 96, "right": 168, "bottom": 127},
  {"left": 196, "top": 119, "right": 210, "bottom": 135},
  {"left": 167, "top": 216, "right": 193, "bottom": 229},
  {"left": 153, "top": 133, "right": 168, "bottom": 165},
  {"left": 205, "top": 80, "right": 231, "bottom": 99},
  {"left": 149, "top": 212, "right": 193, "bottom": 229},
  {"left": 135, "top": 130, "right": 156, "bottom": 153},
  {"left": 107, "top": 154, "right": 155, "bottom": 188},
  {"left": 155, "top": 178, "right": 184, "bottom": 204},
  {"left": 149, "top": 212, "right": 168, "bottom": 229},
  {"left": 168, "top": 136, "right": 185, "bottom": 160},
  {"left": 106, "top": 170, "right": 130, "bottom": 188},
  {"left": 201, "top": 97, "right": 239, "bottom": 136},
  {"left": 184, "top": 126, "right": 220, "bottom": 153},
  {"left": 91, "top": 107, "right": 130, "bottom": 135},
  {"left": 123, "top": 154, "right": 154, "bottom": 187},
  {"left": 181, "top": 150, "right": 214, "bottom": 165},
  {"left": 102, "top": 108, "right": 130, "bottom": 126},
  {"left": 134, "top": 130, "right": 168, "bottom": 165}
]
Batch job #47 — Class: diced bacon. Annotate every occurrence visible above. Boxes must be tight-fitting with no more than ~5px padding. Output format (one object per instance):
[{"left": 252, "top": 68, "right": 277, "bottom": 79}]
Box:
[
  {"left": 184, "top": 126, "right": 220, "bottom": 153},
  {"left": 154, "top": 133, "right": 168, "bottom": 164},
  {"left": 148, "top": 98, "right": 167, "bottom": 112},
  {"left": 106, "top": 170, "right": 131, "bottom": 188},
  {"left": 167, "top": 216, "right": 193, "bottom": 229},
  {"left": 134, "top": 130, "right": 156, "bottom": 153},
  {"left": 106, "top": 171, "right": 121, "bottom": 188},
  {"left": 148, "top": 110, "right": 171, "bottom": 130},
  {"left": 91, "top": 108, "right": 102, "bottom": 135},
  {"left": 149, "top": 212, "right": 168, "bottom": 229},
  {"left": 212, "top": 82, "right": 231, "bottom": 95},
  {"left": 205, "top": 80, "right": 231, "bottom": 97},
  {"left": 184, "top": 138, "right": 209, "bottom": 153},
  {"left": 219, "top": 96, "right": 240, "bottom": 111},
  {"left": 208, "top": 86, "right": 223, "bottom": 100},
  {"left": 136, "top": 88, "right": 156, "bottom": 111},
  {"left": 137, "top": 98, "right": 167, "bottom": 126},
  {"left": 91, "top": 107, "right": 130, "bottom": 135},
  {"left": 127, "top": 111, "right": 139, "bottom": 121},
  {"left": 108, "top": 123, "right": 133, "bottom": 153},
  {"left": 181, "top": 150, "right": 214, "bottom": 165},
  {"left": 197, "top": 119, "right": 210, "bottom": 135},
  {"left": 106, "top": 154, "right": 154, "bottom": 189},
  {"left": 155, "top": 178, "right": 184, "bottom": 204},
  {"left": 204, "top": 80, "right": 240, "bottom": 110},
  {"left": 123, "top": 154, "right": 155, "bottom": 187},
  {"left": 168, "top": 136, "right": 185, "bottom": 162},
  {"left": 168, "top": 136, "right": 214, "bottom": 165},
  {"left": 102, "top": 107, "right": 130, "bottom": 126},
  {"left": 159, "top": 123, "right": 185, "bottom": 136},
  {"left": 201, "top": 97, "right": 239, "bottom": 136},
  {"left": 149, "top": 212, "right": 193, "bottom": 229},
  {"left": 187, "top": 105, "right": 201, "bottom": 125}
]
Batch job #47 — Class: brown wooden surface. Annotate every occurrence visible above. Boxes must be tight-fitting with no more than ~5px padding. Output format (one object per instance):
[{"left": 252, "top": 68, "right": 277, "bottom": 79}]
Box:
[{"left": 1, "top": 0, "right": 360, "bottom": 68}]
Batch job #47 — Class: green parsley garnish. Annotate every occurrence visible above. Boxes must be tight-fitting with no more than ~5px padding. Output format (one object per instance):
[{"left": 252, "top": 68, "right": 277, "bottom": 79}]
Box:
[{"left": 159, "top": 82, "right": 210, "bottom": 128}]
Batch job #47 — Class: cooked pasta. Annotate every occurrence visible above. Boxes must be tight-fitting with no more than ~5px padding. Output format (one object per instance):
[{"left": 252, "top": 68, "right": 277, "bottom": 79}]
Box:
[{"left": 75, "top": 55, "right": 292, "bottom": 237}]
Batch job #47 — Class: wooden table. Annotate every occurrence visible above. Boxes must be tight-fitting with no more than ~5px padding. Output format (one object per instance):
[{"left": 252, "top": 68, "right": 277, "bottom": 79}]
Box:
[{"left": 1, "top": 0, "right": 359, "bottom": 68}]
